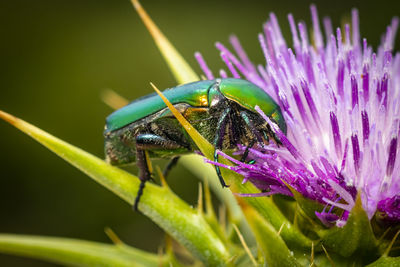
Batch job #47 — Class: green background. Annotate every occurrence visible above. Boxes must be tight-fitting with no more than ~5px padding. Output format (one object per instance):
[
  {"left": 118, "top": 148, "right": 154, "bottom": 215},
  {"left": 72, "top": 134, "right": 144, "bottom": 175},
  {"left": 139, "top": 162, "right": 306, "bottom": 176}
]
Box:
[{"left": 0, "top": 0, "right": 399, "bottom": 266}]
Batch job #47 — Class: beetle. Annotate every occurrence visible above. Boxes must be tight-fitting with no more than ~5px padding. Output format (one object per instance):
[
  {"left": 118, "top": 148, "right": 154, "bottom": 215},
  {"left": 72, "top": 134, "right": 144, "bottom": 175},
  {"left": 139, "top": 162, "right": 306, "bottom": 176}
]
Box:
[{"left": 104, "top": 78, "right": 286, "bottom": 210}]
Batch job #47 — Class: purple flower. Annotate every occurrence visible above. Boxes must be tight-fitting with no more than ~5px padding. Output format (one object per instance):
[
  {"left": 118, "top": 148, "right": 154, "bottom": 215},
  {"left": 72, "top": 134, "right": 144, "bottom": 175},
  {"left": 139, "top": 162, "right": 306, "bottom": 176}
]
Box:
[{"left": 197, "top": 5, "right": 400, "bottom": 226}]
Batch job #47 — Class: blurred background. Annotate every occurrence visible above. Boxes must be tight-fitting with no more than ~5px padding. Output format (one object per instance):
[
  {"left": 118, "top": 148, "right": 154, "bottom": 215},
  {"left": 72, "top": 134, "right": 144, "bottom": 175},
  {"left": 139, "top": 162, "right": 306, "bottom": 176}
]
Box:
[{"left": 0, "top": 0, "right": 399, "bottom": 265}]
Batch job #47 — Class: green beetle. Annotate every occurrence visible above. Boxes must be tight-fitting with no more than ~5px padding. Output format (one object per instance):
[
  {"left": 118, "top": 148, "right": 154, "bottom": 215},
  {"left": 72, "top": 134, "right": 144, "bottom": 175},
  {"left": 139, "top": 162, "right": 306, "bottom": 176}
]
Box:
[{"left": 104, "top": 78, "right": 286, "bottom": 210}]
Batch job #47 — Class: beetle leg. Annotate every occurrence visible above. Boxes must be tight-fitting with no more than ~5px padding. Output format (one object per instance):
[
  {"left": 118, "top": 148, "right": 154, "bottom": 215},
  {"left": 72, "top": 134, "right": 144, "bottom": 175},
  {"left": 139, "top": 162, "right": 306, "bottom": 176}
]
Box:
[
  {"left": 213, "top": 107, "right": 231, "bottom": 188},
  {"left": 240, "top": 139, "right": 256, "bottom": 163},
  {"left": 163, "top": 156, "right": 180, "bottom": 178},
  {"left": 136, "top": 133, "right": 186, "bottom": 150},
  {"left": 134, "top": 148, "right": 152, "bottom": 211},
  {"left": 241, "top": 110, "right": 283, "bottom": 147},
  {"left": 134, "top": 134, "right": 185, "bottom": 211},
  {"left": 270, "top": 127, "right": 282, "bottom": 146},
  {"left": 263, "top": 124, "right": 282, "bottom": 146},
  {"left": 262, "top": 131, "right": 270, "bottom": 143},
  {"left": 240, "top": 111, "right": 264, "bottom": 145}
]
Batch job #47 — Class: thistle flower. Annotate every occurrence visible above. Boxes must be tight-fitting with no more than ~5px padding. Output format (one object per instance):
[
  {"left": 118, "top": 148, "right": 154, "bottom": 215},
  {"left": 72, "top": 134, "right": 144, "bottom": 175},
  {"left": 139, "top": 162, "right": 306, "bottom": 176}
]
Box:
[{"left": 197, "top": 5, "right": 400, "bottom": 227}]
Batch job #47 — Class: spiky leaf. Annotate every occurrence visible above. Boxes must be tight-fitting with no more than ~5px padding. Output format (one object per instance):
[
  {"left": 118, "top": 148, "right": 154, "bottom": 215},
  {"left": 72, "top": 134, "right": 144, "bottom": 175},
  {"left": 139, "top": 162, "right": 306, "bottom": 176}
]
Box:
[
  {"left": 0, "top": 110, "right": 230, "bottom": 266},
  {"left": 241, "top": 204, "right": 302, "bottom": 267},
  {"left": 366, "top": 256, "right": 400, "bottom": 267},
  {"left": 131, "top": 0, "right": 199, "bottom": 84},
  {"left": 322, "top": 195, "right": 377, "bottom": 260},
  {"left": 0, "top": 234, "right": 165, "bottom": 267}
]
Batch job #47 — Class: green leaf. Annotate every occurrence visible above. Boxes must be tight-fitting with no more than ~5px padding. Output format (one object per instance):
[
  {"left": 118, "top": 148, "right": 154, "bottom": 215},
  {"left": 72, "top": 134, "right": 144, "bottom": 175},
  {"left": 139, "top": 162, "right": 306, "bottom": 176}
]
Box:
[
  {"left": 321, "top": 194, "right": 377, "bottom": 259},
  {"left": 0, "top": 110, "right": 230, "bottom": 266},
  {"left": 242, "top": 205, "right": 302, "bottom": 267},
  {"left": 131, "top": 0, "right": 199, "bottom": 84},
  {"left": 281, "top": 185, "right": 326, "bottom": 238},
  {"left": 179, "top": 154, "right": 244, "bottom": 223},
  {"left": 242, "top": 192, "right": 312, "bottom": 250},
  {"left": 272, "top": 195, "right": 296, "bottom": 222},
  {"left": 366, "top": 256, "right": 400, "bottom": 267},
  {"left": 285, "top": 183, "right": 324, "bottom": 223},
  {"left": 0, "top": 234, "right": 165, "bottom": 267}
]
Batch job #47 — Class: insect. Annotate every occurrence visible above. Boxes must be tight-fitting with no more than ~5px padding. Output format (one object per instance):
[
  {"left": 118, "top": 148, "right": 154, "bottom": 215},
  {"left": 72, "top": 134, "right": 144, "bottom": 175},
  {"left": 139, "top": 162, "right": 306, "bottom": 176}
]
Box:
[{"left": 104, "top": 78, "right": 286, "bottom": 210}]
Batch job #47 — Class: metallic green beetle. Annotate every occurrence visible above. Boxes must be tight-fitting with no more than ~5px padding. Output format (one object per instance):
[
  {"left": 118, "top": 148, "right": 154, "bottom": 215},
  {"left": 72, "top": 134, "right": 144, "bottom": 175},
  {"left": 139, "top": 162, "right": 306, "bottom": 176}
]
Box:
[{"left": 104, "top": 78, "right": 286, "bottom": 210}]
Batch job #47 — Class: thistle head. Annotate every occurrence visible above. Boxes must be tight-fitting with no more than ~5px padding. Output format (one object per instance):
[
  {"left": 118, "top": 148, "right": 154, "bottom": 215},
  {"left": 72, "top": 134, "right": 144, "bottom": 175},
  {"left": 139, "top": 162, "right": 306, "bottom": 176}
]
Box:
[{"left": 198, "top": 5, "right": 400, "bottom": 229}]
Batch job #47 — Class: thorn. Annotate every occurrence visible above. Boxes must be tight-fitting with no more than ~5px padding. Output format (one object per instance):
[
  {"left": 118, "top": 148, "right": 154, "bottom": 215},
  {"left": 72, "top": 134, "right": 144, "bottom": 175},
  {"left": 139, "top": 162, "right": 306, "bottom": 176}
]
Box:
[
  {"left": 152, "top": 82, "right": 214, "bottom": 159},
  {"left": 321, "top": 244, "right": 335, "bottom": 267},
  {"left": 226, "top": 255, "right": 238, "bottom": 264},
  {"left": 378, "top": 226, "right": 392, "bottom": 244},
  {"left": 100, "top": 89, "right": 129, "bottom": 110},
  {"left": 156, "top": 166, "right": 169, "bottom": 188},
  {"left": 130, "top": 0, "right": 199, "bottom": 84},
  {"left": 219, "top": 204, "right": 227, "bottom": 234},
  {"left": 233, "top": 224, "right": 257, "bottom": 266},
  {"left": 131, "top": 0, "right": 162, "bottom": 41},
  {"left": 104, "top": 227, "right": 123, "bottom": 245},
  {"left": 197, "top": 182, "right": 204, "bottom": 214},
  {"left": 0, "top": 110, "right": 18, "bottom": 126},
  {"left": 309, "top": 242, "right": 315, "bottom": 267},
  {"left": 157, "top": 245, "right": 164, "bottom": 267},
  {"left": 164, "top": 234, "right": 173, "bottom": 254},
  {"left": 0, "top": 110, "right": 56, "bottom": 145},
  {"left": 203, "top": 178, "right": 214, "bottom": 216},
  {"left": 151, "top": 82, "right": 185, "bottom": 125},
  {"left": 277, "top": 222, "right": 285, "bottom": 236},
  {"left": 384, "top": 229, "right": 400, "bottom": 256}
]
